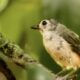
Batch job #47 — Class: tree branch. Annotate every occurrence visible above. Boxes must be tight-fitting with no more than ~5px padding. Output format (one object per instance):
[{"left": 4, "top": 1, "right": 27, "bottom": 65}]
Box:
[{"left": 0, "top": 32, "right": 54, "bottom": 78}]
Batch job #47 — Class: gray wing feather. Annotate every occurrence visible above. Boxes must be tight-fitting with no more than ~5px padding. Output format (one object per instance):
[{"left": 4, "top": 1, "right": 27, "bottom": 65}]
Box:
[{"left": 58, "top": 24, "right": 80, "bottom": 54}]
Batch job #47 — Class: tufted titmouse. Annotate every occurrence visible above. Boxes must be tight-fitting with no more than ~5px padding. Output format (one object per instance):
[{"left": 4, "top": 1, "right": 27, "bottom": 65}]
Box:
[{"left": 31, "top": 19, "right": 80, "bottom": 79}]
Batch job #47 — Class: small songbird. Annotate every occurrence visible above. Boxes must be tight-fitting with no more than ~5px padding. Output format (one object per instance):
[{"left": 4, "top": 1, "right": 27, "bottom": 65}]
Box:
[{"left": 31, "top": 19, "right": 80, "bottom": 79}]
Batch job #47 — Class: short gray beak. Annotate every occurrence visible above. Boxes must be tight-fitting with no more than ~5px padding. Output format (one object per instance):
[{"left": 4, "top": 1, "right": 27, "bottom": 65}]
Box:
[{"left": 31, "top": 25, "right": 39, "bottom": 30}]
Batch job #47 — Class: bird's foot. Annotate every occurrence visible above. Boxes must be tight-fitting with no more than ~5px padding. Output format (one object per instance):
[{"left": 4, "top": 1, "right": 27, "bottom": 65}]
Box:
[
  {"left": 54, "top": 73, "right": 77, "bottom": 80},
  {"left": 54, "top": 75, "right": 69, "bottom": 80},
  {"left": 54, "top": 76, "right": 67, "bottom": 80}
]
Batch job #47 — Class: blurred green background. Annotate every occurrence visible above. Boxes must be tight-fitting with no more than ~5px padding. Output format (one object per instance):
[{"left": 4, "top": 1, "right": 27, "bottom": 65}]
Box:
[{"left": 0, "top": 0, "right": 80, "bottom": 80}]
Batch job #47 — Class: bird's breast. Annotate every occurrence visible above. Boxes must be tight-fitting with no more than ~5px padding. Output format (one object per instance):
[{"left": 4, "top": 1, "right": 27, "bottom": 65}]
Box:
[{"left": 43, "top": 33, "right": 80, "bottom": 69}]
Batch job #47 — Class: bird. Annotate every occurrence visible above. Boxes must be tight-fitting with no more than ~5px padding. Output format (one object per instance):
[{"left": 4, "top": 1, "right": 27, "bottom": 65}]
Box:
[{"left": 31, "top": 19, "right": 80, "bottom": 80}]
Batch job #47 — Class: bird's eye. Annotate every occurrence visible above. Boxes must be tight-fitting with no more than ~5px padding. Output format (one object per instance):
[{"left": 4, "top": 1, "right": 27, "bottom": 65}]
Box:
[{"left": 42, "top": 21, "right": 47, "bottom": 25}]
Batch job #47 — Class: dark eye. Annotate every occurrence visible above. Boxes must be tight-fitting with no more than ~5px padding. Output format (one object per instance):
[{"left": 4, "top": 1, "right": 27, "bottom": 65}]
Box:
[{"left": 42, "top": 21, "right": 47, "bottom": 25}]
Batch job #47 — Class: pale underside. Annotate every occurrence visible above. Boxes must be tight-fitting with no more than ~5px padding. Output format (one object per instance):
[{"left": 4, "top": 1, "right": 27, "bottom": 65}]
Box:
[{"left": 43, "top": 32, "right": 80, "bottom": 70}]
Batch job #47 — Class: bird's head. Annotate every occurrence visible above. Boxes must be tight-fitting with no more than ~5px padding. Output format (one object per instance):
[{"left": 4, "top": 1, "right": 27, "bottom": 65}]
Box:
[{"left": 31, "top": 19, "right": 58, "bottom": 34}]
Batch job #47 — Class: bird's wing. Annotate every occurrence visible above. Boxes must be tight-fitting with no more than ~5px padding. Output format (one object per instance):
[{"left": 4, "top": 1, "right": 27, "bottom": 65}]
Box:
[{"left": 60, "top": 27, "right": 80, "bottom": 54}]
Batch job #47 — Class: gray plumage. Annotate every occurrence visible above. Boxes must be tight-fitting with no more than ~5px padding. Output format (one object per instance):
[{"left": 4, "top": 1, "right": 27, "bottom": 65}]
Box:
[{"left": 55, "top": 23, "right": 80, "bottom": 54}]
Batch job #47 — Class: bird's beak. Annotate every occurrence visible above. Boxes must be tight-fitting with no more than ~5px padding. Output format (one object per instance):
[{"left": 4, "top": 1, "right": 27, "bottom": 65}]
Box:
[{"left": 31, "top": 25, "right": 39, "bottom": 30}]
